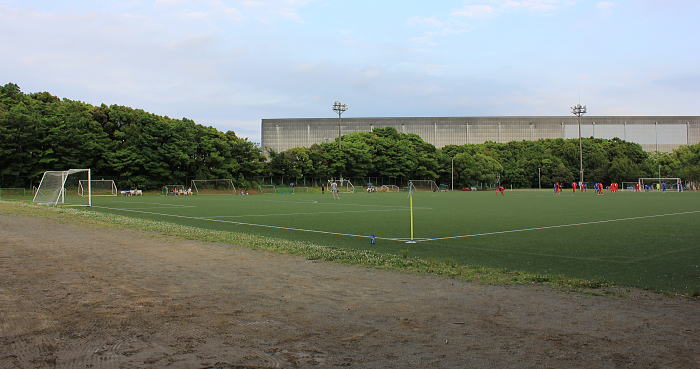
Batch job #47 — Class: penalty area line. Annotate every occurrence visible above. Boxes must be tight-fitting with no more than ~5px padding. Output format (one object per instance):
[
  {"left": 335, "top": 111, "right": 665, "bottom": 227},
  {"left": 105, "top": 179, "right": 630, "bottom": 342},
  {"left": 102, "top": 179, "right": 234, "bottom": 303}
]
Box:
[
  {"left": 414, "top": 210, "right": 700, "bottom": 243},
  {"left": 91, "top": 206, "right": 408, "bottom": 242}
]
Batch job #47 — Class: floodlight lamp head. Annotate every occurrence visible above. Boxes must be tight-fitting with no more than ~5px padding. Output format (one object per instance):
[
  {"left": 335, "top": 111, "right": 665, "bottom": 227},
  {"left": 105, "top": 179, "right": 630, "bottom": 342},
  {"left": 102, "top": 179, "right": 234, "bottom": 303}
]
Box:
[{"left": 332, "top": 100, "right": 348, "bottom": 114}]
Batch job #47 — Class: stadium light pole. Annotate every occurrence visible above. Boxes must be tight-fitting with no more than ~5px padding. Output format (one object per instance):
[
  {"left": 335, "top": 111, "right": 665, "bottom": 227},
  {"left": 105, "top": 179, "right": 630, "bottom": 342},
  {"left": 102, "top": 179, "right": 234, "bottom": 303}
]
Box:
[
  {"left": 571, "top": 103, "right": 587, "bottom": 184},
  {"left": 332, "top": 101, "right": 348, "bottom": 148},
  {"left": 538, "top": 167, "right": 541, "bottom": 189},
  {"left": 451, "top": 156, "right": 454, "bottom": 191}
]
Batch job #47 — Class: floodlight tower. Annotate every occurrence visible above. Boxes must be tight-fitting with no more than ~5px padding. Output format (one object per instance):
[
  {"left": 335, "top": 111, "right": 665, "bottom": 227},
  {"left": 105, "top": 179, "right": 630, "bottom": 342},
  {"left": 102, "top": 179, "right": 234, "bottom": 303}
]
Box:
[
  {"left": 571, "top": 103, "right": 587, "bottom": 184},
  {"left": 332, "top": 101, "right": 348, "bottom": 148}
]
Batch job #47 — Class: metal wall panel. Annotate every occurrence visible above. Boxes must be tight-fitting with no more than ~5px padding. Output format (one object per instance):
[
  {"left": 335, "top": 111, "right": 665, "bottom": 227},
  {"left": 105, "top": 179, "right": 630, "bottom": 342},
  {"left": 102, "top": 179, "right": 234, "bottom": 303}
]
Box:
[{"left": 261, "top": 116, "right": 700, "bottom": 153}]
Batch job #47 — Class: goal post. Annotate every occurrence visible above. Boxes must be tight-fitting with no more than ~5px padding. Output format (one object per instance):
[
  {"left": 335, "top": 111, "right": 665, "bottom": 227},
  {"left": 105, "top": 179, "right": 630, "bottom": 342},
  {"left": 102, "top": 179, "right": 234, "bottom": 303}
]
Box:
[
  {"left": 407, "top": 179, "right": 439, "bottom": 192},
  {"left": 191, "top": 179, "right": 236, "bottom": 195},
  {"left": 380, "top": 185, "right": 400, "bottom": 192},
  {"left": 638, "top": 178, "right": 682, "bottom": 192},
  {"left": 80, "top": 179, "right": 117, "bottom": 197},
  {"left": 258, "top": 184, "right": 276, "bottom": 194},
  {"left": 33, "top": 169, "right": 91, "bottom": 206},
  {"left": 327, "top": 178, "right": 355, "bottom": 193},
  {"left": 621, "top": 182, "right": 639, "bottom": 191}
]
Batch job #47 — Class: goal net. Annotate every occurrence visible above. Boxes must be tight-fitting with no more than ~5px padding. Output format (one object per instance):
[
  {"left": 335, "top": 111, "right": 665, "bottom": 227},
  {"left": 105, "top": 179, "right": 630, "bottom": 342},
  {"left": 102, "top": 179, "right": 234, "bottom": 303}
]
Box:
[
  {"left": 380, "top": 185, "right": 400, "bottom": 192},
  {"left": 33, "top": 169, "right": 91, "bottom": 206},
  {"left": 408, "top": 180, "right": 439, "bottom": 192},
  {"left": 639, "top": 178, "right": 682, "bottom": 192},
  {"left": 328, "top": 178, "right": 355, "bottom": 193},
  {"left": 621, "top": 182, "right": 639, "bottom": 191},
  {"left": 163, "top": 184, "right": 186, "bottom": 195},
  {"left": 259, "top": 184, "right": 276, "bottom": 194},
  {"left": 191, "top": 179, "right": 236, "bottom": 195},
  {"left": 80, "top": 179, "right": 117, "bottom": 196}
]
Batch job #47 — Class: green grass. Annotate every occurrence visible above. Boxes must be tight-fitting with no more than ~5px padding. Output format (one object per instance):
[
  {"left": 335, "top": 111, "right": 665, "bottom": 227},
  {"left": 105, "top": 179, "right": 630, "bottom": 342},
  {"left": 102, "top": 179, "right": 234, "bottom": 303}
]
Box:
[{"left": 4, "top": 189, "right": 700, "bottom": 295}]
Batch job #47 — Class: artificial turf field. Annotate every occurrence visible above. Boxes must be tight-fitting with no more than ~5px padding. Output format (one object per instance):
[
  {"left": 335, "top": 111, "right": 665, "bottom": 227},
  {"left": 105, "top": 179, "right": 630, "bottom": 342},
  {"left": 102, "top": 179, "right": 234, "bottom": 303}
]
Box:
[
  {"left": 0, "top": 187, "right": 681, "bottom": 294},
  {"left": 76, "top": 189, "right": 700, "bottom": 294}
]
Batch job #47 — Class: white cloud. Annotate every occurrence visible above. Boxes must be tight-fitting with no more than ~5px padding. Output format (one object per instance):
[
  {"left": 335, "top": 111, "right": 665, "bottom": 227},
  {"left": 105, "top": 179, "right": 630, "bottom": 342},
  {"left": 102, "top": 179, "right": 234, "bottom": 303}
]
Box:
[
  {"left": 407, "top": 16, "right": 445, "bottom": 27},
  {"left": 451, "top": 0, "right": 567, "bottom": 19},
  {"left": 451, "top": 4, "right": 495, "bottom": 18},
  {"left": 596, "top": 1, "right": 615, "bottom": 9},
  {"left": 501, "top": 0, "right": 563, "bottom": 11}
]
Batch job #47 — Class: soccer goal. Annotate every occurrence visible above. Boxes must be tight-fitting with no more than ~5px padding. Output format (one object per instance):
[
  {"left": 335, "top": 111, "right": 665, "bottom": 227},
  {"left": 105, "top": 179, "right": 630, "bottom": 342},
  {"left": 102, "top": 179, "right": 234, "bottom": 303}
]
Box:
[
  {"left": 639, "top": 178, "right": 682, "bottom": 192},
  {"left": 163, "top": 184, "right": 186, "bottom": 195},
  {"left": 33, "top": 169, "right": 91, "bottom": 206},
  {"left": 380, "top": 184, "right": 400, "bottom": 192},
  {"left": 79, "top": 179, "right": 117, "bottom": 197},
  {"left": 191, "top": 179, "right": 236, "bottom": 195},
  {"left": 621, "top": 181, "right": 639, "bottom": 191},
  {"left": 328, "top": 178, "right": 355, "bottom": 193},
  {"left": 408, "top": 180, "right": 439, "bottom": 192},
  {"left": 259, "top": 184, "right": 276, "bottom": 194}
]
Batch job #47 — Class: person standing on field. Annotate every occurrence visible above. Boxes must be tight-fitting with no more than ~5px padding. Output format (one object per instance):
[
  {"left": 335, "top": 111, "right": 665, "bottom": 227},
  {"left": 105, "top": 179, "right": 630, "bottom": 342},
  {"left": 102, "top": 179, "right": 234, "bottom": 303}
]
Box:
[
  {"left": 496, "top": 186, "right": 505, "bottom": 196},
  {"left": 572, "top": 181, "right": 577, "bottom": 192},
  {"left": 331, "top": 181, "right": 340, "bottom": 200}
]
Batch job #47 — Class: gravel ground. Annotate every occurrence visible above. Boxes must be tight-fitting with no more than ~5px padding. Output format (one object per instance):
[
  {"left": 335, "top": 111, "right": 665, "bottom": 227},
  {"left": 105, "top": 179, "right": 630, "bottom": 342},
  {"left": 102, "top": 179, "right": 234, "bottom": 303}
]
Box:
[{"left": 0, "top": 214, "right": 698, "bottom": 369}]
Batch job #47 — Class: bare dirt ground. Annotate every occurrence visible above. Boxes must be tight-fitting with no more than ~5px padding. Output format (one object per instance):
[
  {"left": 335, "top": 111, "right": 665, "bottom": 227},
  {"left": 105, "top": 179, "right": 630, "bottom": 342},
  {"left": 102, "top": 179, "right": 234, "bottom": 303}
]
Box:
[{"left": 0, "top": 214, "right": 698, "bottom": 369}]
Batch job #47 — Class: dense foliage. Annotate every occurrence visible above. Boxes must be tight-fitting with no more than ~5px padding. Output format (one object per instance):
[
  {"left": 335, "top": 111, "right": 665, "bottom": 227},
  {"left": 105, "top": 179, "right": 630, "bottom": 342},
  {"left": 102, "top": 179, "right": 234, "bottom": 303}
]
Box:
[
  {"left": 269, "top": 129, "right": 700, "bottom": 188},
  {"left": 2, "top": 83, "right": 698, "bottom": 189},
  {"left": 0, "top": 83, "right": 265, "bottom": 189}
]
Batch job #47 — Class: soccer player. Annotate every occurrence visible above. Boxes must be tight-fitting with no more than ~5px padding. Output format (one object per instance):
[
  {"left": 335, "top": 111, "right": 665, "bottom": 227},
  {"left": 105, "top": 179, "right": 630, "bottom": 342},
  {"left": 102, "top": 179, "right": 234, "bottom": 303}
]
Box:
[
  {"left": 635, "top": 183, "right": 641, "bottom": 192},
  {"left": 496, "top": 186, "right": 505, "bottom": 196},
  {"left": 331, "top": 181, "right": 340, "bottom": 199},
  {"left": 572, "top": 181, "right": 577, "bottom": 192}
]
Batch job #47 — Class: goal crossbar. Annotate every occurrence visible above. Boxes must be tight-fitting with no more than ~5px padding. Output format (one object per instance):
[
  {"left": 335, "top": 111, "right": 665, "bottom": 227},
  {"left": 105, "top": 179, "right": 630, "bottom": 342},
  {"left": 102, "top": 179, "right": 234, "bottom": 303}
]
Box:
[
  {"left": 191, "top": 179, "right": 236, "bottom": 195},
  {"left": 33, "top": 169, "right": 92, "bottom": 206},
  {"left": 328, "top": 178, "right": 355, "bottom": 193},
  {"left": 408, "top": 180, "right": 439, "bottom": 192},
  {"left": 79, "top": 179, "right": 117, "bottom": 197}
]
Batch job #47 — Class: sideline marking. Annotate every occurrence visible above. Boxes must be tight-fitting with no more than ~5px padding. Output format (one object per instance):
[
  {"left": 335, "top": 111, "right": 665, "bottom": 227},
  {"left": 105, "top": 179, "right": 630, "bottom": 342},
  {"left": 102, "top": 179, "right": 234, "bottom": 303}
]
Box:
[
  {"left": 92, "top": 206, "right": 408, "bottom": 241},
  {"left": 91, "top": 206, "right": 699, "bottom": 245},
  {"left": 209, "top": 208, "right": 408, "bottom": 218},
  {"left": 413, "top": 210, "right": 700, "bottom": 243},
  {"left": 109, "top": 201, "right": 194, "bottom": 208}
]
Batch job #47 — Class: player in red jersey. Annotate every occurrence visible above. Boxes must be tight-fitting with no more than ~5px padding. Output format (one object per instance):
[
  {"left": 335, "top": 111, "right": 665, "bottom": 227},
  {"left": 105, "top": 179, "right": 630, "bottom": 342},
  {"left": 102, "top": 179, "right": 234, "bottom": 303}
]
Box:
[
  {"left": 496, "top": 186, "right": 505, "bottom": 196},
  {"left": 572, "top": 181, "right": 577, "bottom": 192}
]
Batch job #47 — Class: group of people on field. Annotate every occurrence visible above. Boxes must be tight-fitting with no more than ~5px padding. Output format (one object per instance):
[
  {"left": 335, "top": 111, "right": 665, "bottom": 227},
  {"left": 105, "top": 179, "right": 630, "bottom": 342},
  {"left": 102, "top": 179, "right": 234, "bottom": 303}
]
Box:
[
  {"left": 497, "top": 180, "right": 662, "bottom": 195},
  {"left": 171, "top": 187, "right": 193, "bottom": 196}
]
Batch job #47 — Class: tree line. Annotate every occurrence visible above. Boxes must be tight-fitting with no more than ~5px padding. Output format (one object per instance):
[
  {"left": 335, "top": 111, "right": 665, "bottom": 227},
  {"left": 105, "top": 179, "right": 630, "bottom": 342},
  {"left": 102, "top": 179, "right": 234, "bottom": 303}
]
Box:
[
  {"left": 1, "top": 83, "right": 698, "bottom": 190},
  {"left": 0, "top": 83, "right": 264, "bottom": 189},
  {"left": 268, "top": 128, "right": 700, "bottom": 188}
]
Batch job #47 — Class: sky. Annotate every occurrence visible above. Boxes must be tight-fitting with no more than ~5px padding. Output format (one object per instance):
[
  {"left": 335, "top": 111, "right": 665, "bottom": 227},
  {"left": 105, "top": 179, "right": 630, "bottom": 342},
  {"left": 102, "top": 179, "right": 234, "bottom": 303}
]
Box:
[{"left": 1, "top": 0, "right": 698, "bottom": 142}]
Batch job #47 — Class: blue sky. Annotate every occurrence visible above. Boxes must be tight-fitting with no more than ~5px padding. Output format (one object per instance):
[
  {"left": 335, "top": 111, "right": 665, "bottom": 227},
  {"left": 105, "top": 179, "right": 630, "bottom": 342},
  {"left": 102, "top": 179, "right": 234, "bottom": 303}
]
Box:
[{"left": 1, "top": 0, "right": 698, "bottom": 142}]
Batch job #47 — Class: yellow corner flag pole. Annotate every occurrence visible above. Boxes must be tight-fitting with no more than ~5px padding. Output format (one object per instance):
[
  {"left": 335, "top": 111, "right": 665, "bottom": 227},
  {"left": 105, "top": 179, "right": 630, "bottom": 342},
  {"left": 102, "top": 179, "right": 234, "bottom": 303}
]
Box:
[{"left": 407, "top": 185, "right": 416, "bottom": 244}]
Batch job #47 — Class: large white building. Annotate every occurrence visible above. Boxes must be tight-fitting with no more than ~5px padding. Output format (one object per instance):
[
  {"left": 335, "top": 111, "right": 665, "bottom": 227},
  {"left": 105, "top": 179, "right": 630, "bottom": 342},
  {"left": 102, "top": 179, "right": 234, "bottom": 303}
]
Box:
[{"left": 262, "top": 116, "right": 700, "bottom": 153}]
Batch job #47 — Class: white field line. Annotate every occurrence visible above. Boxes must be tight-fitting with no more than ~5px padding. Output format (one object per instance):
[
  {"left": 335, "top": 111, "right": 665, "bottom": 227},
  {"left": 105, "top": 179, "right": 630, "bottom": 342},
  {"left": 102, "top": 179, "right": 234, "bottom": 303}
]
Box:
[
  {"left": 124, "top": 206, "right": 197, "bottom": 210},
  {"left": 108, "top": 201, "right": 194, "bottom": 208},
  {"left": 243, "top": 197, "right": 432, "bottom": 209},
  {"left": 209, "top": 208, "right": 406, "bottom": 219},
  {"left": 413, "top": 210, "right": 700, "bottom": 243},
  {"left": 92, "top": 206, "right": 407, "bottom": 241}
]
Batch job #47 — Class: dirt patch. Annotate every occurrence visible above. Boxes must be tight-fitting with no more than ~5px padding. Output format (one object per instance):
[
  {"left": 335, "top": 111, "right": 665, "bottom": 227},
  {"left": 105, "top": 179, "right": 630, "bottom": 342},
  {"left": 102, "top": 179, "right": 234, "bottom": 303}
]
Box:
[{"left": 0, "top": 215, "right": 698, "bottom": 369}]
